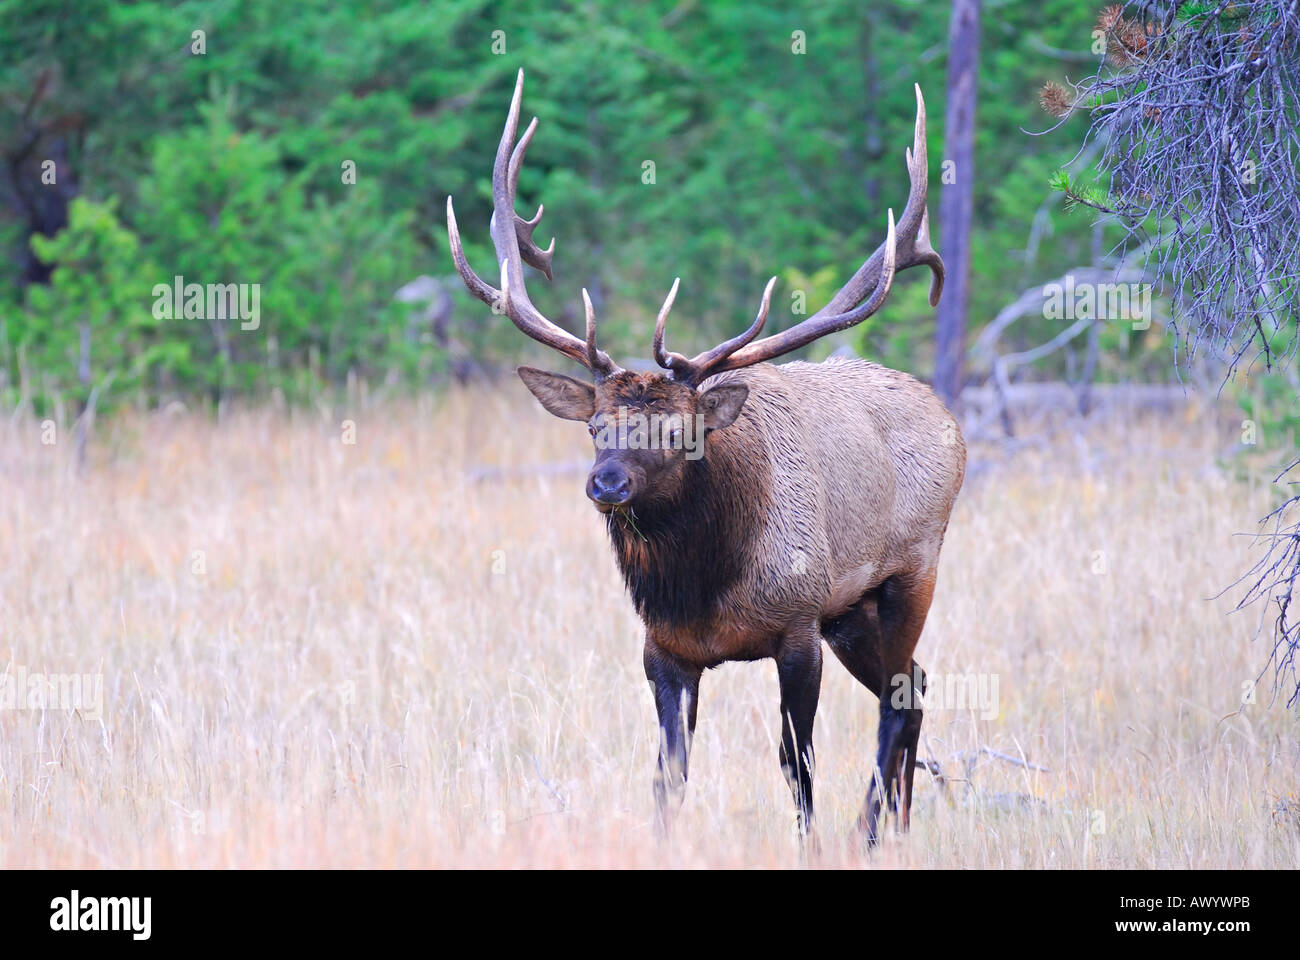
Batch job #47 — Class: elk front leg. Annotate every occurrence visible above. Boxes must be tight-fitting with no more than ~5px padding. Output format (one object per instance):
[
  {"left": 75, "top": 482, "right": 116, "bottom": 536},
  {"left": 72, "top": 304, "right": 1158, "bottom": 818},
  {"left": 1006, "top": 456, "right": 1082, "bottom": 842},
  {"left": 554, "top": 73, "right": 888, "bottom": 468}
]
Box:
[
  {"left": 644, "top": 642, "right": 701, "bottom": 833},
  {"left": 777, "top": 630, "right": 823, "bottom": 835}
]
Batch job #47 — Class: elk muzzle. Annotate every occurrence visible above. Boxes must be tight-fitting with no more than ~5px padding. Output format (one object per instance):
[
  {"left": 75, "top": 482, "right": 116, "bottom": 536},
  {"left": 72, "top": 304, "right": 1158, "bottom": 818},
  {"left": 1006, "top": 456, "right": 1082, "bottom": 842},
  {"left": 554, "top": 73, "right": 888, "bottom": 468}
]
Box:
[{"left": 587, "top": 461, "right": 635, "bottom": 509}]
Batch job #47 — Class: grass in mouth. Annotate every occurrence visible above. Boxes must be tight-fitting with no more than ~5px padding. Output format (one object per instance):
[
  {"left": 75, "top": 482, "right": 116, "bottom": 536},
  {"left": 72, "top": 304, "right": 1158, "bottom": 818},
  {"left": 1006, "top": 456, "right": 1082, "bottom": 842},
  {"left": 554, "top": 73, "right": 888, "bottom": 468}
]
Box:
[{"left": 615, "top": 505, "right": 649, "bottom": 542}]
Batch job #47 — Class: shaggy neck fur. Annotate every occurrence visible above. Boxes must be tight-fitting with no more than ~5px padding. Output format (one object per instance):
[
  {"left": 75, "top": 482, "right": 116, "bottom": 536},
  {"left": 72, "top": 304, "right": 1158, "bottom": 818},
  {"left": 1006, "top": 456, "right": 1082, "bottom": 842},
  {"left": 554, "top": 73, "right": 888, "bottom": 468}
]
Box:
[{"left": 605, "top": 447, "right": 755, "bottom": 629}]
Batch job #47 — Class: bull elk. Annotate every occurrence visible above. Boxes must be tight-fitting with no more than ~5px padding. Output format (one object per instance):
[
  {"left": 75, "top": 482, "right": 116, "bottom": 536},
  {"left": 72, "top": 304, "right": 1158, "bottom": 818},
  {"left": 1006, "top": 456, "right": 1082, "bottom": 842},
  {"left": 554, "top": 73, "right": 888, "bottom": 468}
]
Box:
[{"left": 446, "top": 70, "right": 965, "bottom": 842}]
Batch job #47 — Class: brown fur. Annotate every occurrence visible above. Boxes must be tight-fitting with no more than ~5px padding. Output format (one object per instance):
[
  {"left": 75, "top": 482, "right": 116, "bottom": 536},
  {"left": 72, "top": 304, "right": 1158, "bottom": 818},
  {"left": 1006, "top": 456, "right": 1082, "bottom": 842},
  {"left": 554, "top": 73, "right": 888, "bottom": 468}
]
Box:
[{"left": 596, "top": 357, "right": 965, "bottom": 668}]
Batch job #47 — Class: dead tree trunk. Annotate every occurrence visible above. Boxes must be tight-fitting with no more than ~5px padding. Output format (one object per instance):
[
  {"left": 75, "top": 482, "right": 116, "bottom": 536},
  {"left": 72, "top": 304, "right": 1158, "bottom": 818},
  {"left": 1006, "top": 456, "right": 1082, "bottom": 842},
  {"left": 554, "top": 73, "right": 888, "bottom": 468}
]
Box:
[{"left": 934, "top": 0, "right": 981, "bottom": 407}]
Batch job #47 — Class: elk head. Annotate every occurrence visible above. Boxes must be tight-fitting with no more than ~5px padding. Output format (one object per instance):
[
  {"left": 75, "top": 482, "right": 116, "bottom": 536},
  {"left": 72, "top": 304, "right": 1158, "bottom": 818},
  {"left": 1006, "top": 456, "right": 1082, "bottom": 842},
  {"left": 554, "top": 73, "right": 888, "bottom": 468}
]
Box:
[{"left": 446, "top": 70, "right": 944, "bottom": 514}]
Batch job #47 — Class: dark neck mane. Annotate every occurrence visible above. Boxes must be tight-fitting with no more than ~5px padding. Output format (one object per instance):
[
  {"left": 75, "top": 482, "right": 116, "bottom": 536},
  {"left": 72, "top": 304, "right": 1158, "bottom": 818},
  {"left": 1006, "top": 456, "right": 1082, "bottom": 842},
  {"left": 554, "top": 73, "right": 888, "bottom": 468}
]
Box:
[{"left": 605, "top": 452, "right": 753, "bottom": 629}]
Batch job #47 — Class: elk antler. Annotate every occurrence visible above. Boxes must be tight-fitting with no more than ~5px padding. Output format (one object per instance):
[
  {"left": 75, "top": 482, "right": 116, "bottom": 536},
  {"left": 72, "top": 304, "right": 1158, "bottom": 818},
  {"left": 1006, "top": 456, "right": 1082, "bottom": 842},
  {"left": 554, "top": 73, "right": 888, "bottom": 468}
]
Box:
[
  {"left": 656, "top": 84, "right": 944, "bottom": 387},
  {"left": 446, "top": 69, "right": 621, "bottom": 380}
]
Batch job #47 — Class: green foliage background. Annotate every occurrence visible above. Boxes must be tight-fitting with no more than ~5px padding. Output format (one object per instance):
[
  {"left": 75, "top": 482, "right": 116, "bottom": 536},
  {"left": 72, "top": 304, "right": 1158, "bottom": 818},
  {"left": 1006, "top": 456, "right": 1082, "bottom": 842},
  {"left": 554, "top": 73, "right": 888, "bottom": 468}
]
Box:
[{"left": 1, "top": 0, "right": 1168, "bottom": 414}]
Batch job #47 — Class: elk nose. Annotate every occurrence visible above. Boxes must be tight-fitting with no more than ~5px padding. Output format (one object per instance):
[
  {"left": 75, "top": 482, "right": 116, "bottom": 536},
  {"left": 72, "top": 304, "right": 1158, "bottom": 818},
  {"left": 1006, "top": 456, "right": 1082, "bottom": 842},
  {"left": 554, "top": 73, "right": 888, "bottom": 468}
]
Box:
[{"left": 588, "top": 467, "right": 631, "bottom": 505}]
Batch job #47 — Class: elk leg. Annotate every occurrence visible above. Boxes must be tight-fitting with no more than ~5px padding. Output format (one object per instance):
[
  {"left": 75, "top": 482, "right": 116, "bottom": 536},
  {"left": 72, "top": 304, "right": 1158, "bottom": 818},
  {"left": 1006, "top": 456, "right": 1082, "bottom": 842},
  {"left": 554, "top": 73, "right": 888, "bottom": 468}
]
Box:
[
  {"left": 860, "top": 571, "right": 936, "bottom": 843},
  {"left": 776, "top": 632, "right": 822, "bottom": 835},
  {"left": 896, "top": 663, "right": 927, "bottom": 829},
  {"left": 867, "top": 663, "right": 925, "bottom": 827},
  {"left": 822, "top": 590, "right": 884, "bottom": 698},
  {"left": 644, "top": 642, "right": 701, "bottom": 834}
]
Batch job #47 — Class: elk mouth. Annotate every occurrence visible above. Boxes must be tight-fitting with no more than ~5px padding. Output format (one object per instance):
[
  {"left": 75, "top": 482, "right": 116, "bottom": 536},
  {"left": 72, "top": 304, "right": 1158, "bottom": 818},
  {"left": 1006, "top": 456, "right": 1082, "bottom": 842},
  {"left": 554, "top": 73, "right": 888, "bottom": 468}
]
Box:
[
  {"left": 591, "top": 494, "right": 634, "bottom": 516},
  {"left": 588, "top": 485, "right": 633, "bottom": 511},
  {"left": 607, "top": 504, "right": 650, "bottom": 542}
]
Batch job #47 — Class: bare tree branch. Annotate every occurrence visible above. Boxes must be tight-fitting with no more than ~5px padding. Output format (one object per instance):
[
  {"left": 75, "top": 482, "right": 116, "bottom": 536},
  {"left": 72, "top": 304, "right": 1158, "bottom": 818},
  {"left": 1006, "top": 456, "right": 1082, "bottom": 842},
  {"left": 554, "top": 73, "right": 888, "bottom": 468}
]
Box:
[{"left": 1044, "top": 1, "right": 1300, "bottom": 705}]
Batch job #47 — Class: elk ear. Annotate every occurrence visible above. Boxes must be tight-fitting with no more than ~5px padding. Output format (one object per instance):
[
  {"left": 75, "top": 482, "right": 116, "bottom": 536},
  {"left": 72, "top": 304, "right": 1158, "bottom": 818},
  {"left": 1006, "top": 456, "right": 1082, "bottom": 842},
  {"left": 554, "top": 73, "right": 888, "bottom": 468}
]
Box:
[
  {"left": 698, "top": 382, "right": 749, "bottom": 433},
  {"left": 517, "top": 366, "right": 596, "bottom": 421}
]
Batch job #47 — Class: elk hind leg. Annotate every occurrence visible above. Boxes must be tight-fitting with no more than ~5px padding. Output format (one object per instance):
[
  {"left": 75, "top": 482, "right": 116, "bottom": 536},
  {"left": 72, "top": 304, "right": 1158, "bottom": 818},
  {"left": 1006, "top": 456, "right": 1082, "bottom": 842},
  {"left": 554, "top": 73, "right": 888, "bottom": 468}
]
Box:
[
  {"left": 824, "top": 573, "right": 932, "bottom": 842},
  {"left": 822, "top": 589, "right": 885, "bottom": 698},
  {"left": 860, "top": 571, "right": 935, "bottom": 842}
]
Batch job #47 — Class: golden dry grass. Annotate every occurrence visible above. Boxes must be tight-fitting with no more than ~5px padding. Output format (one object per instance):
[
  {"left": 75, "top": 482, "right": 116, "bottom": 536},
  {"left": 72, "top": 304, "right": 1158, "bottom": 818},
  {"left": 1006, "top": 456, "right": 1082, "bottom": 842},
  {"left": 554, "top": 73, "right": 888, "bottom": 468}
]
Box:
[{"left": 0, "top": 388, "right": 1297, "bottom": 868}]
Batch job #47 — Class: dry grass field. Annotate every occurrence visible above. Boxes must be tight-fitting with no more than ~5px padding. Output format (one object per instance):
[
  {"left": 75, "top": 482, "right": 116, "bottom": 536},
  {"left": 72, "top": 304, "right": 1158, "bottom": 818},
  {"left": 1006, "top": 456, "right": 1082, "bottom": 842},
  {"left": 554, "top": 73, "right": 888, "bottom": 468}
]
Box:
[{"left": 1, "top": 386, "right": 1297, "bottom": 868}]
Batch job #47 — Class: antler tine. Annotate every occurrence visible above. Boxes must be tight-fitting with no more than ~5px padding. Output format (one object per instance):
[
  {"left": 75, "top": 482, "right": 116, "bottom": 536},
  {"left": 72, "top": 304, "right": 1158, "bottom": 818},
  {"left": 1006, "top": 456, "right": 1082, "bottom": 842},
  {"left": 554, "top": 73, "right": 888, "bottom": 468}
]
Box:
[
  {"left": 694, "top": 84, "right": 943, "bottom": 374},
  {"left": 692, "top": 276, "right": 776, "bottom": 369},
  {"left": 914, "top": 204, "right": 943, "bottom": 307},
  {"left": 652, "top": 278, "right": 688, "bottom": 373},
  {"left": 581, "top": 288, "right": 619, "bottom": 381},
  {"left": 446, "top": 196, "right": 497, "bottom": 304},
  {"left": 802, "top": 209, "right": 897, "bottom": 334},
  {"left": 840, "top": 208, "right": 897, "bottom": 327},
  {"left": 508, "top": 115, "right": 536, "bottom": 195},
  {"left": 667, "top": 277, "right": 777, "bottom": 385},
  {"left": 446, "top": 68, "right": 619, "bottom": 378},
  {"left": 903, "top": 83, "right": 943, "bottom": 307},
  {"left": 508, "top": 116, "right": 555, "bottom": 281}
]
